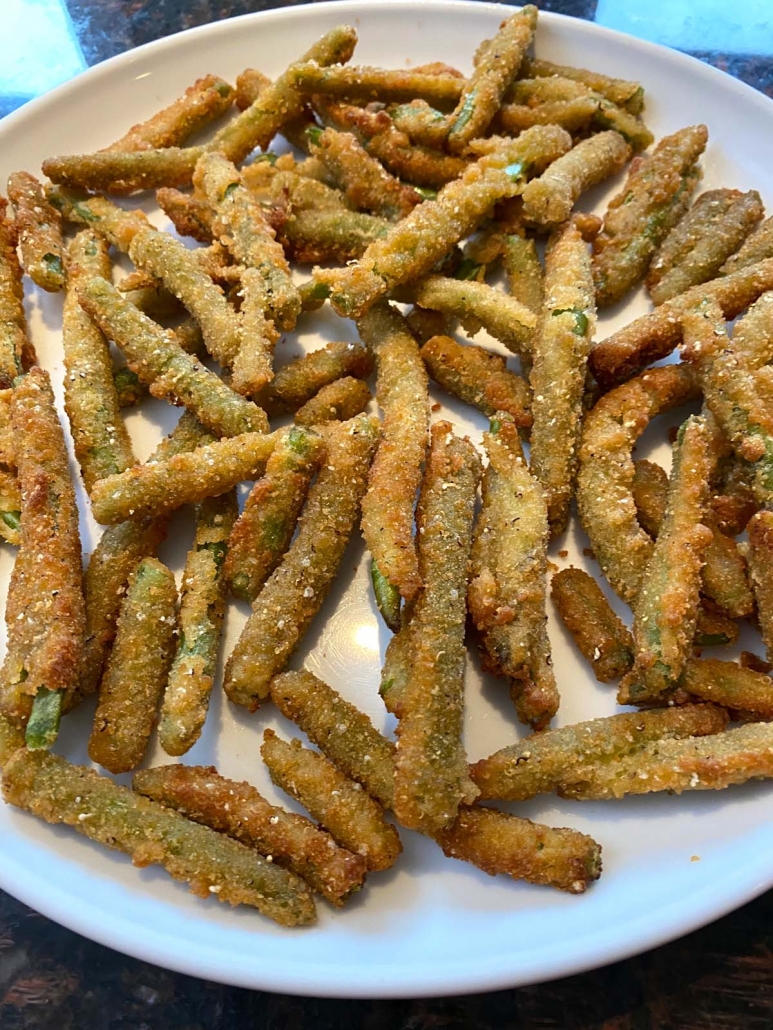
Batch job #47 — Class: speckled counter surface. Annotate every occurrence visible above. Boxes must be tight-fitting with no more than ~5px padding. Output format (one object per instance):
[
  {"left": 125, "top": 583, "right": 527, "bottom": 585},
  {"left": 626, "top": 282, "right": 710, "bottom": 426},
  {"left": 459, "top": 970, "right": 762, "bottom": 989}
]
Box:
[{"left": 1, "top": 1, "right": 773, "bottom": 1025}]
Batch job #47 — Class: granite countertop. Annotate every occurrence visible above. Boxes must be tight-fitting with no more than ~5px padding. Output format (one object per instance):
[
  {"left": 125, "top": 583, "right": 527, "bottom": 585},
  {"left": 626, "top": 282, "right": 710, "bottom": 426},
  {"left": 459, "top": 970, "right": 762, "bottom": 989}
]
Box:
[{"left": 1, "top": 1, "right": 773, "bottom": 1026}]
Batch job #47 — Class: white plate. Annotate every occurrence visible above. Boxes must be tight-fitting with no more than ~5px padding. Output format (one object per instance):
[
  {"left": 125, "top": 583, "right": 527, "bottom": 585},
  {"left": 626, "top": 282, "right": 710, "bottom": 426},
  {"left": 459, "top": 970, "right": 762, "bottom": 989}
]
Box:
[{"left": 1, "top": 0, "right": 772, "bottom": 1000}]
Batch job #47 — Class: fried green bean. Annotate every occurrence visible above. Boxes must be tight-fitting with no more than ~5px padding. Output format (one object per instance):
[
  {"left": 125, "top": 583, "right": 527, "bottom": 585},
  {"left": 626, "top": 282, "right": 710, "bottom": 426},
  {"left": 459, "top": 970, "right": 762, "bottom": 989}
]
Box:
[
  {"left": 279, "top": 207, "right": 390, "bottom": 264},
  {"left": 357, "top": 301, "right": 429, "bottom": 604},
  {"left": 0, "top": 466, "right": 21, "bottom": 546},
  {"left": 529, "top": 219, "right": 595, "bottom": 534},
  {"left": 156, "top": 186, "right": 216, "bottom": 243},
  {"left": 499, "top": 77, "right": 598, "bottom": 134},
  {"left": 521, "top": 131, "right": 631, "bottom": 229},
  {"left": 262, "top": 340, "right": 374, "bottom": 414},
  {"left": 445, "top": 6, "right": 537, "bottom": 154},
  {"left": 133, "top": 764, "right": 367, "bottom": 906},
  {"left": 420, "top": 334, "right": 531, "bottom": 427},
  {"left": 470, "top": 704, "right": 728, "bottom": 801},
  {"left": 43, "top": 146, "right": 206, "bottom": 194},
  {"left": 193, "top": 152, "right": 299, "bottom": 330},
  {"left": 0, "top": 369, "right": 85, "bottom": 737},
  {"left": 500, "top": 233, "right": 543, "bottom": 314},
  {"left": 412, "top": 276, "right": 537, "bottom": 360},
  {"left": 550, "top": 568, "right": 633, "bottom": 682},
  {"left": 76, "top": 276, "right": 267, "bottom": 438},
  {"left": 0, "top": 713, "right": 23, "bottom": 765},
  {"left": 294, "top": 377, "right": 371, "bottom": 427},
  {"left": 229, "top": 268, "right": 280, "bottom": 396},
  {"left": 233, "top": 68, "right": 318, "bottom": 153},
  {"left": 560, "top": 722, "right": 773, "bottom": 801},
  {"left": 315, "top": 125, "right": 573, "bottom": 318},
  {"left": 576, "top": 364, "right": 700, "bottom": 602},
  {"left": 747, "top": 510, "right": 773, "bottom": 664},
  {"left": 224, "top": 426, "right": 323, "bottom": 603},
  {"left": 261, "top": 730, "right": 401, "bottom": 872},
  {"left": 291, "top": 61, "right": 463, "bottom": 107},
  {"left": 520, "top": 56, "right": 644, "bottom": 114},
  {"left": 7, "top": 172, "right": 66, "bottom": 292},
  {"left": 386, "top": 101, "right": 452, "bottom": 150},
  {"left": 721, "top": 214, "right": 773, "bottom": 274},
  {"left": 224, "top": 415, "right": 379, "bottom": 709},
  {"left": 0, "top": 198, "right": 32, "bottom": 386},
  {"left": 591, "top": 125, "right": 707, "bottom": 308},
  {"left": 727, "top": 291, "right": 773, "bottom": 370},
  {"left": 2, "top": 748, "right": 315, "bottom": 926},
  {"left": 589, "top": 95, "right": 654, "bottom": 153},
  {"left": 389, "top": 422, "right": 480, "bottom": 833},
  {"left": 157, "top": 491, "right": 237, "bottom": 757},
  {"left": 620, "top": 416, "right": 713, "bottom": 703},
  {"left": 469, "top": 414, "right": 557, "bottom": 729},
  {"left": 678, "top": 658, "right": 773, "bottom": 715},
  {"left": 47, "top": 186, "right": 151, "bottom": 252},
  {"left": 103, "top": 74, "right": 234, "bottom": 152},
  {"left": 63, "top": 231, "right": 135, "bottom": 492},
  {"left": 647, "top": 189, "right": 764, "bottom": 305}
]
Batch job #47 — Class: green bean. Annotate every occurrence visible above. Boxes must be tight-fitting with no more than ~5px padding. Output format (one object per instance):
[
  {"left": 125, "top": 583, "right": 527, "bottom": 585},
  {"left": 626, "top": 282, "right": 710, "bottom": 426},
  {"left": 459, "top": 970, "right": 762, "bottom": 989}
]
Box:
[
  {"left": 679, "top": 658, "right": 773, "bottom": 715},
  {"left": 387, "top": 101, "right": 450, "bottom": 150},
  {"left": 47, "top": 186, "right": 151, "bottom": 252},
  {"left": 499, "top": 80, "right": 598, "bottom": 134},
  {"left": 727, "top": 291, "right": 773, "bottom": 370},
  {"left": 721, "top": 214, "right": 773, "bottom": 274},
  {"left": 230, "top": 268, "right": 280, "bottom": 396},
  {"left": 233, "top": 68, "right": 319, "bottom": 153},
  {"left": 747, "top": 510, "right": 773, "bottom": 664},
  {"left": 2, "top": 748, "right": 316, "bottom": 926},
  {"left": 500, "top": 233, "right": 543, "bottom": 314},
  {"left": 0, "top": 198, "right": 33, "bottom": 386},
  {"left": 520, "top": 57, "right": 644, "bottom": 113},
  {"left": 590, "top": 95, "right": 653, "bottom": 153},
  {"left": 294, "top": 377, "right": 371, "bottom": 427},
  {"left": 0, "top": 713, "right": 23, "bottom": 766},
  {"left": 0, "top": 466, "right": 21, "bottom": 546},
  {"left": 156, "top": 187, "right": 216, "bottom": 243},
  {"left": 550, "top": 568, "right": 633, "bottom": 682},
  {"left": 291, "top": 61, "right": 463, "bottom": 108},
  {"left": 7, "top": 172, "right": 66, "bottom": 292},
  {"left": 280, "top": 207, "right": 390, "bottom": 264},
  {"left": 262, "top": 339, "right": 374, "bottom": 416},
  {"left": 42, "top": 147, "right": 205, "bottom": 194}
]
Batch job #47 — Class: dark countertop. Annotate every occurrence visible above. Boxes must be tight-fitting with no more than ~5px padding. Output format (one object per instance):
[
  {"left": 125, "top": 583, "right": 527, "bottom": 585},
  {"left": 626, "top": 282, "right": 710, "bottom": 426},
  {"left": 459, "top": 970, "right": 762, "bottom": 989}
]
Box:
[{"left": 2, "top": 1, "right": 773, "bottom": 1025}]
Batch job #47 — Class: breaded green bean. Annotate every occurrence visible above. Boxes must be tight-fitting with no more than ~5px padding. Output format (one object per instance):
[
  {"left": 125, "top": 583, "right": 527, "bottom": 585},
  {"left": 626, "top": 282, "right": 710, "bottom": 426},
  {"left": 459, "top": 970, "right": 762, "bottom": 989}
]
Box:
[
  {"left": 0, "top": 466, "right": 21, "bottom": 546},
  {"left": 224, "top": 426, "right": 323, "bottom": 603},
  {"left": 294, "top": 377, "right": 371, "bottom": 427},
  {"left": 315, "top": 125, "right": 573, "bottom": 318},
  {"left": 412, "top": 276, "right": 537, "bottom": 360},
  {"left": 233, "top": 68, "right": 318, "bottom": 153},
  {"left": 47, "top": 186, "right": 151, "bottom": 252},
  {"left": 0, "top": 369, "right": 85, "bottom": 734},
  {"left": 128, "top": 227, "right": 242, "bottom": 369},
  {"left": 133, "top": 764, "right": 366, "bottom": 906},
  {"left": 499, "top": 77, "right": 598, "bottom": 134},
  {"left": 387, "top": 101, "right": 451, "bottom": 150},
  {"left": 262, "top": 339, "right": 374, "bottom": 413},
  {"left": 224, "top": 415, "right": 379, "bottom": 709},
  {"left": 63, "top": 231, "right": 135, "bottom": 492},
  {"left": 406, "top": 305, "right": 449, "bottom": 344},
  {"left": 647, "top": 189, "right": 764, "bottom": 305},
  {"left": 357, "top": 302, "right": 429, "bottom": 604},
  {"left": 727, "top": 291, "right": 773, "bottom": 370},
  {"left": 747, "top": 510, "right": 773, "bottom": 664},
  {"left": 631, "top": 458, "right": 669, "bottom": 538},
  {"left": 230, "top": 269, "right": 280, "bottom": 397},
  {"left": 721, "top": 215, "right": 773, "bottom": 274},
  {"left": 469, "top": 414, "right": 557, "bottom": 729},
  {"left": 2, "top": 748, "right": 315, "bottom": 926},
  {"left": 156, "top": 187, "right": 216, "bottom": 243},
  {"left": 158, "top": 491, "right": 237, "bottom": 757},
  {"left": 521, "top": 131, "right": 631, "bottom": 229},
  {"left": 193, "top": 152, "right": 299, "bottom": 330},
  {"left": 550, "top": 568, "right": 633, "bottom": 682},
  {"left": 590, "top": 258, "right": 773, "bottom": 388},
  {"left": 420, "top": 335, "right": 531, "bottom": 427},
  {"left": 292, "top": 61, "right": 463, "bottom": 107},
  {"left": 589, "top": 95, "right": 654, "bottom": 154},
  {"left": 279, "top": 207, "right": 390, "bottom": 264},
  {"left": 445, "top": 6, "right": 537, "bottom": 154},
  {"left": 91, "top": 428, "right": 281, "bottom": 524},
  {"left": 270, "top": 669, "right": 397, "bottom": 810},
  {"left": 576, "top": 365, "right": 700, "bottom": 603},
  {"left": 88, "top": 557, "right": 176, "bottom": 773},
  {"left": 261, "top": 730, "right": 401, "bottom": 872},
  {"left": 560, "top": 722, "right": 773, "bottom": 801},
  {"left": 500, "top": 233, "right": 543, "bottom": 314},
  {"left": 620, "top": 416, "right": 713, "bottom": 703},
  {"left": 0, "top": 713, "right": 23, "bottom": 765},
  {"left": 591, "top": 125, "right": 707, "bottom": 308},
  {"left": 529, "top": 219, "right": 595, "bottom": 534},
  {"left": 390, "top": 421, "right": 481, "bottom": 834},
  {"left": 104, "top": 74, "right": 234, "bottom": 152},
  {"left": 520, "top": 57, "right": 644, "bottom": 113},
  {"left": 0, "top": 198, "right": 32, "bottom": 386},
  {"left": 76, "top": 276, "right": 267, "bottom": 438},
  {"left": 7, "top": 172, "right": 65, "bottom": 292},
  {"left": 470, "top": 704, "right": 728, "bottom": 801},
  {"left": 42, "top": 146, "right": 206, "bottom": 194},
  {"left": 679, "top": 658, "right": 773, "bottom": 715}
]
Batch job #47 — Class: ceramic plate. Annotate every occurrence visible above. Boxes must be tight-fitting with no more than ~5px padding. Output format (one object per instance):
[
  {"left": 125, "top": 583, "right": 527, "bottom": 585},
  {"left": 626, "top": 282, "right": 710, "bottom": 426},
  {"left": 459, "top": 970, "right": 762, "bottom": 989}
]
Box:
[{"left": 0, "top": 0, "right": 772, "bottom": 999}]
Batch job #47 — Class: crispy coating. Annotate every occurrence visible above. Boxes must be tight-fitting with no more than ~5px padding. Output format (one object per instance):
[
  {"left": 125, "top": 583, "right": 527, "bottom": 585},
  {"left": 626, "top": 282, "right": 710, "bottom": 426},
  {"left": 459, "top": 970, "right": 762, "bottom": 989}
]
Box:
[
  {"left": 391, "top": 423, "right": 481, "bottom": 833},
  {"left": 722, "top": 215, "right": 773, "bottom": 274},
  {"left": 499, "top": 78, "right": 598, "bottom": 134},
  {"left": 77, "top": 276, "right": 267, "bottom": 438},
  {"left": 231, "top": 268, "right": 280, "bottom": 396},
  {"left": 521, "top": 131, "right": 631, "bottom": 229},
  {"left": 470, "top": 704, "right": 728, "bottom": 801},
  {"left": 224, "top": 426, "right": 324, "bottom": 603},
  {"left": 413, "top": 276, "right": 536, "bottom": 361},
  {"left": 7, "top": 172, "right": 66, "bottom": 292},
  {"left": 270, "top": 669, "right": 397, "bottom": 810},
  {"left": 43, "top": 147, "right": 206, "bottom": 194},
  {"left": 104, "top": 74, "right": 234, "bottom": 152},
  {"left": 529, "top": 219, "right": 595, "bottom": 534},
  {"left": 158, "top": 491, "right": 237, "bottom": 757},
  {"left": 521, "top": 57, "right": 644, "bottom": 113},
  {"left": 0, "top": 369, "right": 85, "bottom": 726},
  {"left": 262, "top": 340, "right": 374, "bottom": 413},
  {"left": 434, "top": 806, "right": 600, "bottom": 895},
  {"left": 261, "top": 730, "right": 401, "bottom": 872},
  {"left": 48, "top": 187, "right": 151, "bottom": 252},
  {"left": 679, "top": 658, "right": 773, "bottom": 716},
  {"left": 500, "top": 233, "right": 543, "bottom": 315},
  {"left": 728, "top": 291, "right": 773, "bottom": 370},
  {"left": 561, "top": 722, "right": 773, "bottom": 801},
  {"left": 156, "top": 187, "right": 216, "bottom": 243},
  {"left": 0, "top": 198, "right": 32, "bottom": 385},
  {"left": 647, "top": 189, "right": 764, "bottom": 305},
  {"left": 63, "top": 231, "right": 135, "bottom": 492},
  {"left": 2, "top": 748, "right": 315, "bottom": 926},
  {"left": 315, "top": 126, "right": 573, "bottom": 318},
  {"left": 294, "top": 377, "right": 371, "bottom": 427},
  {"left": 469, "top": 414, "right": 557, "bottom": 729},
  {"left": 279, "top": 207, "right": 390, "bottom": 264},
  {"left": 550, "top": 568, "right": 633, "bottom": 682},
  {"left": 576, "top": 365, "right": 700, "bottom": 603},
  {"left": 592, "top": 126, "right": 707, "bottom": 307},
  {"left": 0, "top": 466, "right": 21, "bottom": 546},
  {"left": 133, "top": 764, "right": 366, "bottom": 905},
  {"left": 420, "top": 335, "right": 531, "bottom": 427},
  {"left": 224, "top": 415, "right": 379, "bottom": 709},
  {"left": 193, "top": 152, "right": 299, "bottom": 330},
  {"left": 445, "top": 6, "right": 537, "bottom": 154},
  {"left": 0, "top": 714, "right": 23, "bottom": 766},
  {"left": 620, "top": 417, "right": 713, "bottom": 703},
  {"left": 357, "top": 302, "right": 429, "bottom": 603},
  {"left": 291, "top": 62, "right": 463, "bottom": 107},
  {"left": 90, "top": 428, "right": 280, "bottom": 524},
  {"left": 589, "top": 95, "right": 653, "bottom": 154},
  {"left": 88, "top": 557, "right": 177, "bottom": 774},
  {"left": 233, "top": 68, "right": 318, "bottom": 153},
  {"left": 748, "top": 510, "right": 773, "bottom": 664}
]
